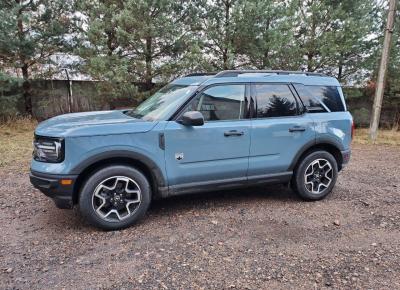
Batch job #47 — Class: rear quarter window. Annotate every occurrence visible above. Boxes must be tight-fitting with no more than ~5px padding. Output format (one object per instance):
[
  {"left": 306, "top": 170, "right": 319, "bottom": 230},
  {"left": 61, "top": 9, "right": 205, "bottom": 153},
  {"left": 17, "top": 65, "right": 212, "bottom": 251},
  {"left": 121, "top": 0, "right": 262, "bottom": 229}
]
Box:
[{"left": 293, "top": 84, "right": 345, "bottom": 112}]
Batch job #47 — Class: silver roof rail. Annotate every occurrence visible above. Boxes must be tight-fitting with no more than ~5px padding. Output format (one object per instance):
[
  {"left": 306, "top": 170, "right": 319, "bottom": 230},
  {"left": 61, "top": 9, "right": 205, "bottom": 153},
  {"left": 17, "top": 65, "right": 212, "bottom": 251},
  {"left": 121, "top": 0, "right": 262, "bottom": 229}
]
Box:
[
  {"left": 214, "top": 70, "right": 327, "bottom": 78},
  {"left": 185, "top": 72, "right": 217, "bottom": 77}
]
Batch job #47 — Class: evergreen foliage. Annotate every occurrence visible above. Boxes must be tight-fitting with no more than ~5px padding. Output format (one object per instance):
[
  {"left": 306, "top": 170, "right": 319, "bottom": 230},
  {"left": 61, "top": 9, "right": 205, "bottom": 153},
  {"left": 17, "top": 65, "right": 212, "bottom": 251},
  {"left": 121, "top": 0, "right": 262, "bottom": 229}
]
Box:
[{"left": 0, "top": 0, "right": 398, "bottom": 125}]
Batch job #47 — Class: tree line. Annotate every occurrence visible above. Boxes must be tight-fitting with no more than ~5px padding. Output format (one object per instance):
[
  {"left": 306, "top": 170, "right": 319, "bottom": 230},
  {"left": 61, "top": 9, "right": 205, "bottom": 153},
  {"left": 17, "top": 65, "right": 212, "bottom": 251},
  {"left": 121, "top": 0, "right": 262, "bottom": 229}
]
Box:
[{"left": 0, "top": 0, "right": 399, "bottom": 119}]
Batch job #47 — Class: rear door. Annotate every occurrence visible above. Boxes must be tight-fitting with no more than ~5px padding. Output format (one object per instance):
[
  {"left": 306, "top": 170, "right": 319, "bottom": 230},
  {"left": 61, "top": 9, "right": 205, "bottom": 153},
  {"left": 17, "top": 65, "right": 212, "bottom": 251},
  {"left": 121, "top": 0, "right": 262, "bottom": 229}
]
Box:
[
  {"left": 164, "top": 84, "right": 251, "bottom": 188},
  {"left": 248, "top": 83, "right": 315, "bottom": 178}
]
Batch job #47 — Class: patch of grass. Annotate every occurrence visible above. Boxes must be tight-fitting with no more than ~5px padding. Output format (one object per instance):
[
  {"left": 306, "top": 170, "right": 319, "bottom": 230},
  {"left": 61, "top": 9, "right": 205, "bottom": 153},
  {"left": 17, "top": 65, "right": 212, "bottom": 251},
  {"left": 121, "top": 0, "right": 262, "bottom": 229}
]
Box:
[
  {"left": 0, "top": 118, "right": 399, "bottom": 173},
  {"left": 354, "top": 128, "right": 400, "bottom": 146},
  {"left": 0, "top": 117, "right": 37, "bottom": 171}
]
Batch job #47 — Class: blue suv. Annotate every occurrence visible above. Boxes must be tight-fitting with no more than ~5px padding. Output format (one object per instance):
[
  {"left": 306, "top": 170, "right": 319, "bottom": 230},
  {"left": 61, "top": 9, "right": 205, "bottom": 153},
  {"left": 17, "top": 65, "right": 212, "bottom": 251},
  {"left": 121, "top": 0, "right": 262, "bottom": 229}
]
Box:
[{"left": 30, "top": 70, "right": 353, "bottom": 230}]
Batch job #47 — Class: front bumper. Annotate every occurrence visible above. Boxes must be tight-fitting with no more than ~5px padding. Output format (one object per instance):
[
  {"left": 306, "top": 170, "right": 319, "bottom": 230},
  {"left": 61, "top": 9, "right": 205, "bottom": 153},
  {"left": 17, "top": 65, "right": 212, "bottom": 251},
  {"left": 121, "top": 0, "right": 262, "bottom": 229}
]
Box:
[{"left": 29, "top": 170, "right": 78, "bottom": 209}]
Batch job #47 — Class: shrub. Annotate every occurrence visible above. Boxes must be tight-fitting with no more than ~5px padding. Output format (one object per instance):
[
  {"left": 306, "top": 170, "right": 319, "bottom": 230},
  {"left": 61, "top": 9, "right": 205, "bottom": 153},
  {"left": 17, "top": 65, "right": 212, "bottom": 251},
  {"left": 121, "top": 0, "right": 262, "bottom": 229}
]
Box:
[{"left": 352, "top": 107, "right": 370, "bottom": 127}]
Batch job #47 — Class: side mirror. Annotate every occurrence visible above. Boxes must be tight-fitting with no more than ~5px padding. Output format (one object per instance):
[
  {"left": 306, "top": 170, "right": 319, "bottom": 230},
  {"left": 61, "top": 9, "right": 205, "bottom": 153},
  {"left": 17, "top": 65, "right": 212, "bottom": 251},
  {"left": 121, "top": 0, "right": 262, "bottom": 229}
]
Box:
[{"left": 180, "top": 111, "right": 204, "bottom": 126}]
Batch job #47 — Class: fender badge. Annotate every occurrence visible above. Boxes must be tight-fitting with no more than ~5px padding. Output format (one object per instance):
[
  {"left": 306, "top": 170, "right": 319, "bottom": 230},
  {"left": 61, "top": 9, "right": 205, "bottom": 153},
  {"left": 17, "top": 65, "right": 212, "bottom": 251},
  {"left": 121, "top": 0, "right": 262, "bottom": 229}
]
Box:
[{"left": 175, "top": 153, "right": 184, "bottom": 161}]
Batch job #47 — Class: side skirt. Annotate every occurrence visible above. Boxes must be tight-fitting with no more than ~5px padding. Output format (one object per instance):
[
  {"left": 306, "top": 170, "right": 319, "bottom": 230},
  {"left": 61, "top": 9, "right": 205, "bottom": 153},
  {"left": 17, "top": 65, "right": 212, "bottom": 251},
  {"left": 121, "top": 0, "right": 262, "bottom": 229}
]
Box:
[{"left": 164, "top": 171, "right": 293, "bottom": 197}]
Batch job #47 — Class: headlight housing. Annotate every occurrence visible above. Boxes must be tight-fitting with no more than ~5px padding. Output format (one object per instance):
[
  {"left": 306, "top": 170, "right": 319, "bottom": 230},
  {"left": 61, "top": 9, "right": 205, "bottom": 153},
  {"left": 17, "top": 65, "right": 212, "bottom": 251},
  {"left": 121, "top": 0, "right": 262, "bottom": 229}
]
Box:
[{"left": 33, "top": 135, "right": 65, "bottom": 163}]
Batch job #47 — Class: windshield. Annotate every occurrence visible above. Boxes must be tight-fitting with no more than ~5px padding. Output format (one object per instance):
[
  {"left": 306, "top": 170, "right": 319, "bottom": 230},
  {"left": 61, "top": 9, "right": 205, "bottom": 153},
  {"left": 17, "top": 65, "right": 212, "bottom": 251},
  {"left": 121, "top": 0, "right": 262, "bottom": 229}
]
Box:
[{"left": 127, "top": 84, "right": 197, "bottom": 121}]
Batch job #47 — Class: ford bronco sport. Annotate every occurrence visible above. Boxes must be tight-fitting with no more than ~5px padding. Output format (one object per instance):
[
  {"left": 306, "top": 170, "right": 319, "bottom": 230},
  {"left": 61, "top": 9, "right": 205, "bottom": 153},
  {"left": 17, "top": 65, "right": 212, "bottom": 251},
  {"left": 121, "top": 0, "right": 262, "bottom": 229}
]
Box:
[{"left": 30, "top": 70, "right": 353, "bottom": 230}]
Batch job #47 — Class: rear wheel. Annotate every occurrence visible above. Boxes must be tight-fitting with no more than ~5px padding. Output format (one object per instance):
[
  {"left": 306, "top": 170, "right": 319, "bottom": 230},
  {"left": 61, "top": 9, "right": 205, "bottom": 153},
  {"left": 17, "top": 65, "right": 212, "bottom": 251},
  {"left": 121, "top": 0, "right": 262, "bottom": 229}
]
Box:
[
  {"left": 292, "top": 151, "right": 338, "bottom": 200},
  {"left": 79, "top": 165, "right": 151, "bottom": 230}
]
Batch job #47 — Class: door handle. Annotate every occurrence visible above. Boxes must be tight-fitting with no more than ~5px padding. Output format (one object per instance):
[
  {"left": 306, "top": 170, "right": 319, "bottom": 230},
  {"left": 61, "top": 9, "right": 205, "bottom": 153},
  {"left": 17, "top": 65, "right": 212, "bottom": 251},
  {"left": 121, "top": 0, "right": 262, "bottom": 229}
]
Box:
[
  {"left": 289, "top": 126, "right": 306, "bottom": 132},
  {"left": 224, "top": 130, "right": 244, "bottom": 137}
]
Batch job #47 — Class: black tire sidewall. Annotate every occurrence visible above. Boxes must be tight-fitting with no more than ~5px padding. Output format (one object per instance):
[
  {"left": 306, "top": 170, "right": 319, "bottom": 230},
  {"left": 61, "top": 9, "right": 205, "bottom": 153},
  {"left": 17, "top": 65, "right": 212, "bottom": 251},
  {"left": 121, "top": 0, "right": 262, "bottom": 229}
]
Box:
[
  {"left": 294, "top": 151, "right": 338, "bottom": 200},
  {"left": 79, "top": 165, "right": 151, "bottom": 230}
]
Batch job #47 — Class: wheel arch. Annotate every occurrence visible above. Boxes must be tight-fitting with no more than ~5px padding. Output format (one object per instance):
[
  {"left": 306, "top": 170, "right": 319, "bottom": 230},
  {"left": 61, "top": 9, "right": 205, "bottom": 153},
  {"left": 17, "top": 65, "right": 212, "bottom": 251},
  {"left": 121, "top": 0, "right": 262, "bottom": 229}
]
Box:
[
  {"left": 289, "top": 140, "right": 344, "bottom": 172},
  {"left": 71, "top": 151, "right": 166, "bottom": 204}
]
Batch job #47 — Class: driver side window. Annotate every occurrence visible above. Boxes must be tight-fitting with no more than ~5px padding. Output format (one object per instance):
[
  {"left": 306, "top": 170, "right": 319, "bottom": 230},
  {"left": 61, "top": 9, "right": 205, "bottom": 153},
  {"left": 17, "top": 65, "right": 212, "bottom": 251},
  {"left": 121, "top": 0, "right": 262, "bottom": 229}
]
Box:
[{"left": 182, "top": 84, "right": 246, "bottom": 122}]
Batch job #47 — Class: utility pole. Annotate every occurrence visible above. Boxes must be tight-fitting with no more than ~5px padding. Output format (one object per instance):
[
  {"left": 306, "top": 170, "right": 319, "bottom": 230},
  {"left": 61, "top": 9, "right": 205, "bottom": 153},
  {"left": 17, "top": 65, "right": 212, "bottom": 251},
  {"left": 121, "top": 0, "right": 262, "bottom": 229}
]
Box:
[{"left": 370, "top": 0, "right": 397, "bottom": 141}]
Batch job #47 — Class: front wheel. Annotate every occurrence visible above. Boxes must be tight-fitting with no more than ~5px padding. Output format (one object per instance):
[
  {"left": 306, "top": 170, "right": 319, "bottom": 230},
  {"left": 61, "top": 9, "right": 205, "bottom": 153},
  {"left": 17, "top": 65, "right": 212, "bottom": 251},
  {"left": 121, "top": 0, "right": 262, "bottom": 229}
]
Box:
[
  {"left": 79, "top": 165, "right": 151, "bottom": 230},
  {"left": 292, "top": 151, "right": 338, "bottom": 200}
]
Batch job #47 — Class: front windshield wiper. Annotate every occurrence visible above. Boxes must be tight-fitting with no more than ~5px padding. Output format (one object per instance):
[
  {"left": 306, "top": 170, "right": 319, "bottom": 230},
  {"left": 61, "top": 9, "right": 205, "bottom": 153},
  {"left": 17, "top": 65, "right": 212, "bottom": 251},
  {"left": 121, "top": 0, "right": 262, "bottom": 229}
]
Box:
[{"left": 124, "top": 109, "right": 143, "bottom": 119}]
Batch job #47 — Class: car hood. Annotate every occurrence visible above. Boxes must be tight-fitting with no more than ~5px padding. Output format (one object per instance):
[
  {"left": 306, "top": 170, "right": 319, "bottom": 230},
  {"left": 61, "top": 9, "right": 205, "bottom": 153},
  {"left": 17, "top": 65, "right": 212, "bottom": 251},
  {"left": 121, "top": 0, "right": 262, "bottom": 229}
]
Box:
[{"left": 35, "top": 110, "right": 157, "bottom": 137}]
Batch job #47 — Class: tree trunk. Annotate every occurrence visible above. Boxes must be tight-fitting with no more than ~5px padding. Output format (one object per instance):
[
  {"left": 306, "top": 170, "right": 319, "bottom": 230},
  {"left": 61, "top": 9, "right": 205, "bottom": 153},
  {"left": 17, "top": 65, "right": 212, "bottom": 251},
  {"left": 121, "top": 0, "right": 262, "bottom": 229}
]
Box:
[
  {"left": 261, "top": 20, "right": 271, "bottom": 69},
  {"left": 307, "top": 9, "right": 317, "bottom": 72},
  {"left": 17, "top": 3, "right": 32, "bottom": 115},
  {"left": 337, "top": 52, "right": 344, "bottom": 82},
  {"left": 262, "top": 50, "right": 270, "bottom": 69},
  {"left": 222, "top": 49, "right": 229, "bottom": 70},
  {"left": 307, "top": 53, "right": 314, "bottom": 71},
  {"left": 338, "top": 66, "right": 343, "bottom": 82},
  {"left": 338, "top": 64, "right": 343, "bottom": 82},
  {"left": 144, "top": 36, "right": 154, "bottom": 90},
  {"left": 21, "top": 64, "right": 32, "bottom": 115},
  {"left": 106, "top": 30, "right": 115, "bottom": 56},
  {"left": 222, "top": 0, "right": 231, "bottom": 70},
  {"left": 392, "top": 107, "right": 399, "bottom": 131}
]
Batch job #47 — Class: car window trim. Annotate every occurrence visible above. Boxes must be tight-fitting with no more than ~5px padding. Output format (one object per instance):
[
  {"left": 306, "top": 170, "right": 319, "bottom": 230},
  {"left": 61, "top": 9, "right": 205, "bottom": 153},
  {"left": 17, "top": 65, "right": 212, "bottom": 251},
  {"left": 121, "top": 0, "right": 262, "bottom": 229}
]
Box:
[
  {"left": 291, "top": 83, "right": 348, "bottom": 113},
  {"left": 292, "top": 83, "right": 328, "bottom": 113},
  {"left": 251, "top": 82, "right": 302, "bottom": 119},
  {"left": 171, "top": 82, "right": 251, "bottom": 122}
]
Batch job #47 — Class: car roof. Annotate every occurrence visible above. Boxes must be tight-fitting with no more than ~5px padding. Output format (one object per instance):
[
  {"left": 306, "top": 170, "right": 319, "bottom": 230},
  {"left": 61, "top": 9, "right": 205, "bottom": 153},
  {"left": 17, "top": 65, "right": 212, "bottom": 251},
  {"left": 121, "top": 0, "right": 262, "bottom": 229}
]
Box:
[
  {"left": 171, "top": 75, "right": 214, "bottom": 86},
  {"left": 171, "top": 70, "right": 341, "bottom": 87}
]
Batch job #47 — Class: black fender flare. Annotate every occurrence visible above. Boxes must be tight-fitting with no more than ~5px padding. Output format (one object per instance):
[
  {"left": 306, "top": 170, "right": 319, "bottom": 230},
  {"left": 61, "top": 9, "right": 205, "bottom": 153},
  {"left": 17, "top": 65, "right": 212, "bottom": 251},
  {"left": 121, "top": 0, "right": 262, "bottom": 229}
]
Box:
[
  {"left": 288, "top": 137, "right": 344, "bottom": 171},
  {"left": 70, "top": 150, "right": 167, "bottom": 188}
]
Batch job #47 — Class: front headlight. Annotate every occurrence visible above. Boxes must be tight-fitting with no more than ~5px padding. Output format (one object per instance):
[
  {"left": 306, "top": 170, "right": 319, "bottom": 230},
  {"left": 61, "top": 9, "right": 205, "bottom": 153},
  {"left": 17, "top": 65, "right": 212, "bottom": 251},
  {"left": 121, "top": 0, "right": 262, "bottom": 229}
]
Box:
[{"left": 33, "top": 135, "right": 65, "bottom": 163}]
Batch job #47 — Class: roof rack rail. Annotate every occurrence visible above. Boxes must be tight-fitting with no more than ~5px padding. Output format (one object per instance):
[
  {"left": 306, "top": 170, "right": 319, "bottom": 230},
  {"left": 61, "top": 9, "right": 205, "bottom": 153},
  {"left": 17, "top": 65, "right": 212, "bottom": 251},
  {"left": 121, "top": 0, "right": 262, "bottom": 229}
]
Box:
[
  {"left": 185, "top": 72, "right": 217, "bottom": 77},
  {"left": 214, "top": 70, "right": 327, "bottom": 78}
]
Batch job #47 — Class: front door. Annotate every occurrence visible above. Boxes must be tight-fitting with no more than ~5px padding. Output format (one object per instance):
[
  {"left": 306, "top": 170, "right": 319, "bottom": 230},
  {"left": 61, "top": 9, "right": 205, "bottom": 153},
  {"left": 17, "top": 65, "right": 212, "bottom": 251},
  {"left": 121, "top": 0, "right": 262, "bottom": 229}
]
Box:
[{"left": 164, "top": 84, "right": 251, "bottom": 190}]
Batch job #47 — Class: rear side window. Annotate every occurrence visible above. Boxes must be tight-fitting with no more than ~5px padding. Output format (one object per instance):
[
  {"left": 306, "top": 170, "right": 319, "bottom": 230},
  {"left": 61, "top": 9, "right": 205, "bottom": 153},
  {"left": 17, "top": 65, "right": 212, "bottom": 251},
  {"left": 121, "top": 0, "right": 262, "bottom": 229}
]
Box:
[
  {"left": 254, "top": 84, "right": 298, "bottom": 118},
  {"left": 293, "top": 84, "right": 345, "bottom": 112}
]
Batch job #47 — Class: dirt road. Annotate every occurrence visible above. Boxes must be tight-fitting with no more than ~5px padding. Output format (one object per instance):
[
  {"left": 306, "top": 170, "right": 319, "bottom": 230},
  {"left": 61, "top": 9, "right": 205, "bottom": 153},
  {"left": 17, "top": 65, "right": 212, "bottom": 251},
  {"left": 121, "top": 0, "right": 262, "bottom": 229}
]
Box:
[{"left": 1, "top": 144, "right": 399, "bottom": 289}]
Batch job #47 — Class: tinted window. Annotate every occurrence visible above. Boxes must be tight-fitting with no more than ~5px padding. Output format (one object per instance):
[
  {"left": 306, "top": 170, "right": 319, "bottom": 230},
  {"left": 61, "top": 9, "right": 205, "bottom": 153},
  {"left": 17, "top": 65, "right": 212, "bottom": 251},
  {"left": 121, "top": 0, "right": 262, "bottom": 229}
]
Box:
[
  {"left": 293, "top": 84, "right": 345, "bottom": 112},
  {"left": 255, "top": 84, "right": 297, "bottom": 118},
  {"left": 183, "top": 85, "right": 246, "bottom": 121}
]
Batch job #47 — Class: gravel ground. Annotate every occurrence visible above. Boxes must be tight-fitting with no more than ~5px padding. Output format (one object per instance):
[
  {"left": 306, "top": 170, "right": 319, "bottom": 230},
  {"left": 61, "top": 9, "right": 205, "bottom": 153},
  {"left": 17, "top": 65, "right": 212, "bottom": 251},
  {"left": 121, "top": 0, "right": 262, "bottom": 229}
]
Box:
[{"left": 0, "top": 144, "right": 399, "bottom": 290}]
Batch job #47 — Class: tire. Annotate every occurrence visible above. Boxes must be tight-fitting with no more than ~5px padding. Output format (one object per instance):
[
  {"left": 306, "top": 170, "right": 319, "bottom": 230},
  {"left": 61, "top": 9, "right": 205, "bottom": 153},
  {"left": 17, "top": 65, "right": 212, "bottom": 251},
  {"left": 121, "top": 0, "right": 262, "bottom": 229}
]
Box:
[
  {"left": 292, "top": 150, "right": 338, "bottom": 201},
  {"left": 79, "top": 165, "right": 151, "bottom": 230}
]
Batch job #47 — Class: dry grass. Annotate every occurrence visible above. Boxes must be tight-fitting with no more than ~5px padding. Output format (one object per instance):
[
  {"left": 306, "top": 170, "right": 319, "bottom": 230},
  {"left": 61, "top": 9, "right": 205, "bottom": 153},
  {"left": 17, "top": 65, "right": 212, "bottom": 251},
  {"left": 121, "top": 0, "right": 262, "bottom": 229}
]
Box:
[
  {"left": 0, "top": 118, "right": 399, "bottom": 172},
  {"left": 0, "top": 117, "right": 37, "bottom": 171},
  {"left": 354, "top": 128, "right": 400, "bottom": 146}
]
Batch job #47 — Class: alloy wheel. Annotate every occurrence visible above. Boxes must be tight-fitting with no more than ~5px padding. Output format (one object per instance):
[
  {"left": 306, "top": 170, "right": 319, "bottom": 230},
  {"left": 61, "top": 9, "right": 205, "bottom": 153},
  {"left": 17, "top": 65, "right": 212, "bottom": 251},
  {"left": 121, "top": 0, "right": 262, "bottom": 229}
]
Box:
[
  {"left": 304, "top": 158, "right": 333, "bottom": 194},
  {"left": 92, "top": 176, "right": 141, "bottom": 222}
]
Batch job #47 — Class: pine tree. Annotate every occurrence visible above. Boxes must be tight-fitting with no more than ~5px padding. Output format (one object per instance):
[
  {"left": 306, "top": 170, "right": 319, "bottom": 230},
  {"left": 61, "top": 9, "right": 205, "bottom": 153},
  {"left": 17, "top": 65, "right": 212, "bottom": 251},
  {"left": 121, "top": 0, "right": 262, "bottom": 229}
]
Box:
[
  {"left": 194, "top": 0, "right": 240, "bottom": 70},
  {"left": 0, "top": 0, "right": 78, "bottom": 115},
  {"left": 77, "top": 0, "right": 138, "bottom": 101},
  {"left": 79, "top": 0, "right": 197, "bottom": 96},
  {"left": 232, "top": 0, "right": 299, "bottom": 70},
  {"left": 117, "top": 0, "right": 197, "bottom": 87},
  {"left": 0, "top": 70, "right": 22, "bottom": 119},
  {"left": 384, "top": 1, "right": 400, "bottom": 129},
  {"left": 294, "top": 0, "right": 377, "bottom": 83}
]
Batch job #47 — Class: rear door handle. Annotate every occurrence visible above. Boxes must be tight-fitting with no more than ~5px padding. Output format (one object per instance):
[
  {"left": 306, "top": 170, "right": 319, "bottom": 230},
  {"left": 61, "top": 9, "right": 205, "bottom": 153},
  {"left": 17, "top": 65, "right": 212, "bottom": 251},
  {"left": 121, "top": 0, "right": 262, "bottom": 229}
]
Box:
[
  {"left": 289, "top": 126, "right": 306, "bottom": 132},
  {"left": 224, "top": 130, "right": 244, "bottom": 137}
]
